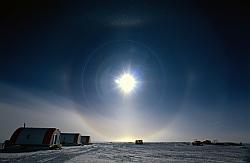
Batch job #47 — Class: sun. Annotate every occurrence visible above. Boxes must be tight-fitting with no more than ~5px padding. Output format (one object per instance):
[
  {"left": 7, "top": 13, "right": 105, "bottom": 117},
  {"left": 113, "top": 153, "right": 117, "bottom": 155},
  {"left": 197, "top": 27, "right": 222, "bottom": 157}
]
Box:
[{"left": 115, "top": 73, "right": 136, "bottom": 94}]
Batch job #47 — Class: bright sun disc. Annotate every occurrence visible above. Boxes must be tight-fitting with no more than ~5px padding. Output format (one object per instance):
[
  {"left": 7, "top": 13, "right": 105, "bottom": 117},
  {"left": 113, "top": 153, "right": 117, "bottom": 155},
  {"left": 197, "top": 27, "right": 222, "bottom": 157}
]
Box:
[{"left": 115, "top": 73, "right": 136, "bottom": 94}]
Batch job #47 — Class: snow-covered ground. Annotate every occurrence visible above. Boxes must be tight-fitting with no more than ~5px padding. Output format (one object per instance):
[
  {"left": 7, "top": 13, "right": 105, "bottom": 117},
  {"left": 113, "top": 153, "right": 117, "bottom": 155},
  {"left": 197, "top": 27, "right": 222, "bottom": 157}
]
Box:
[{"left": 0, "top": 143, "right": 249, "bottom": 163}]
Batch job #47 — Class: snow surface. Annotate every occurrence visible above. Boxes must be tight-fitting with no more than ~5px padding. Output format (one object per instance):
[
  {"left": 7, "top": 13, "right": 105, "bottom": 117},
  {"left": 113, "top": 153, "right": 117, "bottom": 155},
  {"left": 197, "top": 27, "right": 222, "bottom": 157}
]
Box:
[{"left": 0, "top": 143, "right": 249, "bottom": 163}]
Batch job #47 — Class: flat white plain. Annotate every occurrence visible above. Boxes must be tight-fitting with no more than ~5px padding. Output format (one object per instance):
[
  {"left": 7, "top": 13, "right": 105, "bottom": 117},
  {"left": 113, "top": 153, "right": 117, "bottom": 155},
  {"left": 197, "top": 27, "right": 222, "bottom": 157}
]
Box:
[{"left": 0, "top": 143, "right": 249, "bottom": 163}]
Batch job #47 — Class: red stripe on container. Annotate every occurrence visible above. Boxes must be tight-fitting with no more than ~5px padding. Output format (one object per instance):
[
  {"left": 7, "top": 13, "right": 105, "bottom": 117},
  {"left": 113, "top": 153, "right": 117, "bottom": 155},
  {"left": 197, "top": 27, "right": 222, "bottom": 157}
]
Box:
[
  {"left": 9, "top": 127, "right": 24, "bottom": 144},
  {"left": 73, "top": 134, "right": 79, "bottom": 144},
  {"left": 42, "top": 128, "right": 56, "bottom": 145}
]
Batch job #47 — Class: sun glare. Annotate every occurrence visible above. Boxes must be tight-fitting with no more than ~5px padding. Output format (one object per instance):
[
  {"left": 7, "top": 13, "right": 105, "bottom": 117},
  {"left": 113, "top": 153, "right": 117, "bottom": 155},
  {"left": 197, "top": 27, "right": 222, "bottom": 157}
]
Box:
[
  {"left": 115, "top": 73, "right": 136, "bottom": 94},
  {"left": 114, "top": 136, "right": 137, "bottom": 142}
]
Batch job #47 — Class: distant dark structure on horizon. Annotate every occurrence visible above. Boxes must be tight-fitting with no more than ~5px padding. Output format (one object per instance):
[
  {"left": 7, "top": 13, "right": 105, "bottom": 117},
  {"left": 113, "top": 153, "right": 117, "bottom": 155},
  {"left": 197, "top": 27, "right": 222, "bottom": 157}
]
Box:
[
  {"left": 202, "top": 140, "right": 212, "bottom": 145},
  {"left": 135, "top": 140, "right": 143, "bottom": 144},
  {"left": 192, "top": 140, "right": 203, "bottom": 146},
  {"left": 81, "top": 136, "right": 91, "bottom": 145},
  {"left": 60, "top": 133, "right": 81, "bottom": 146},
  {"left": 3, "top": 127, "right": 61, "bottom": 152},
  {"left": 192, "top": 139, "right": 243, "bottom": 146}
]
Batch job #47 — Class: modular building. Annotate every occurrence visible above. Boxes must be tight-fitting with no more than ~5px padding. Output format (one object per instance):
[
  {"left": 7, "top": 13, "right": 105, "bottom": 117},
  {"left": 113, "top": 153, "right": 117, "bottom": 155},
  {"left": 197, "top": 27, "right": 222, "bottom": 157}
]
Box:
[
  {"left": 3, "top": 127, "right": 61, "bottom": 152},
  {"left": 60, "top": 133, "right": 81, "bottom": 146},
  {"left": 81, "top": 136, "right": 91, "bottom": 145}
]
